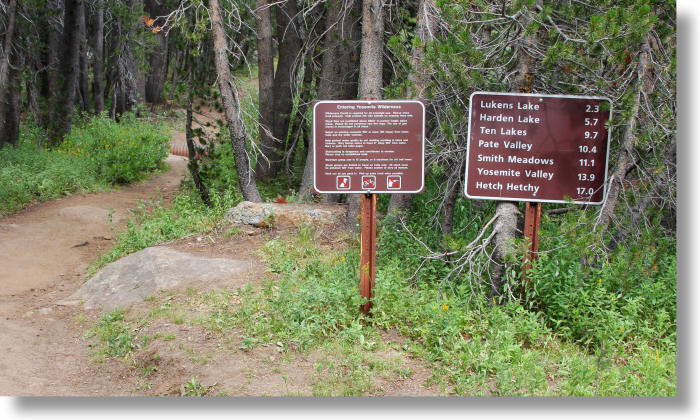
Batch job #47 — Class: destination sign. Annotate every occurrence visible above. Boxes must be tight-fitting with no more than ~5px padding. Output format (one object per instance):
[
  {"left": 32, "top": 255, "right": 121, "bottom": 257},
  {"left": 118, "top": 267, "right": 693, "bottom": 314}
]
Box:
[
  {"left": 313, "top": 100, "right": 425, "bottom": 194},
  {"left": 464, "top": 92, "right": 612, "bottom": 204}
]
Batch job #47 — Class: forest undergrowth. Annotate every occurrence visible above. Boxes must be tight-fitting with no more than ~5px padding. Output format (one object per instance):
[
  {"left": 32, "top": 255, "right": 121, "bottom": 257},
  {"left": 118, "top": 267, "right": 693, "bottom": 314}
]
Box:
[
  {"left": 0, "top": 111, "right": 171, "bottom": 217},
  {"left": 86, "top": 161, "right": 676, "bottom": 395}
]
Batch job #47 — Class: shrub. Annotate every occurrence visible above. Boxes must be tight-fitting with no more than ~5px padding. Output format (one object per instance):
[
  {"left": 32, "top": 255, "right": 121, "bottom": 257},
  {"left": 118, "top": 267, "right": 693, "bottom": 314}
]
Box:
[
  {"left": 0, "top": 115, "right": 170, "bottom": 217},
  {"left": 57, "top": 114, "right": 170, "bottom": 184}
]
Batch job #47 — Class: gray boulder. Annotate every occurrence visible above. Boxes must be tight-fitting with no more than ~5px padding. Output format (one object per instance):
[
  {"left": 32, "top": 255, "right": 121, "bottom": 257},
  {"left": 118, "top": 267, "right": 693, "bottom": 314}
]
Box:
[{"left": 66, "top": 247, "right": 247, "bottom": 310}]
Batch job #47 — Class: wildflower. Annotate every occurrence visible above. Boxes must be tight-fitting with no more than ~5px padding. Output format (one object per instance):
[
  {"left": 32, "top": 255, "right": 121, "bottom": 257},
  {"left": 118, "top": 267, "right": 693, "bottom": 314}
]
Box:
[
  {"left": 441, "top": 304, "right": 449, "bottom": 311},
  {"left": 341, "top": 256, "right": 346, "bottom": 263},
  {"left": 598, "top": 278, "right": 602, "bottom": 284}
]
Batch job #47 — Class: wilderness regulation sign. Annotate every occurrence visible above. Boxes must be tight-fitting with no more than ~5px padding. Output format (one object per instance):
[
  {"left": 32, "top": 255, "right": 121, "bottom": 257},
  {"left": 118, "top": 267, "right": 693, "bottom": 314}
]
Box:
[
  {"left": 313, "top": 100, "right": 425, "bottom": 194},
  {"left": 464, "top": 92, "right": 612, "bottom": 204}
]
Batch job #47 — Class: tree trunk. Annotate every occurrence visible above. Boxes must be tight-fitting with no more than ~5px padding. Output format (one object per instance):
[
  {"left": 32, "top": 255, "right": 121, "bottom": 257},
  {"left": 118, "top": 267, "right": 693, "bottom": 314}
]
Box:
[
  {"left": 93, "top": 2, "right": 105, "bottom": 114},
  {"left": 186, "top": 61, "right": 211, "bottom": 207},
  {"left": 111, "top": 1, "right": 145, "bottom": 117},
  {"left": 78, "top": 3, "right": 90, "bottom": 112},
  {"left": 489, "top": 202, "right": 520, "bottom": 297},
  {"left": 209, "top": 0, "right": 262, "bottom": 202},
  {"left": 26, "top": 70, "right": 41, "bottom": 123},
  {"left": 0, "top": 0, "right": 18, "bottom": 146},
  {"left": 0, "top": 0, "right": 17, "bottom": 92},
  {"left": 298, "top": 0, "right": 362, "bottom": 202},
  {"left": 48, "top": 0, "right": 84, "bottom": 146},
  {"left": 145, "top": 0, "right": 168, "bottom": 104},
  {"left": 387, "top": 0, "right": 437, "bottom": 216},
  {"left": 346, "top": 0, "right": 384, "bottom": 232},
  {"left": 489, "top": 6, "right": 538, "bottom": 297},
  {"left": 286, "top": 51, "right": 316, "bottom": 183},
  {"left": 595, "top": 34, "right": 653, "bottom": 236},
  {"left": 440, "top": 173, "right": 460, "bottom": 235},
  {"left": 45, "top": 0, "right": 63, "bottom": 106},
  {"left": 255, "top": 0, "right": 276, "bottom": 178},
  {"left": 0, "top": 47, "right": 21, "bottom": 147},
  {"left": 255, "top": 0, "right": 303, "bottom": 180}
]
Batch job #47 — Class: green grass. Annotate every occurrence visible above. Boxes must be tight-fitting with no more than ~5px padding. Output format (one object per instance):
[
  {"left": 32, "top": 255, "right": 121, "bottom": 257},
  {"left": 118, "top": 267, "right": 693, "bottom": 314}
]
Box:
[
  {"left": 0, "top": 114, "right": 170, "bottom": 217},
  {"left": 82, "top": 216, "right": 675, "bottom": 396},
  {"left": 180, "top": 376, "right": 213, "bottom": 396},
  {"left": 182, "top": 225, "right": 675, "bottom": 396},
  {"left": 84, "top": 309, "right": 142, "bottom": 361},
  {"left": 87, "top": 189, "right": 242, "bottom": 277}
]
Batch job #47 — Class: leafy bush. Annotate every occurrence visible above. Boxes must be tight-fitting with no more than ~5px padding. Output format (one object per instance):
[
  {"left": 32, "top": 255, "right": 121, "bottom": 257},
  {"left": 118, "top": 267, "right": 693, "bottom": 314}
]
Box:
[
  {"left": 526, "top": 212, "right": 676, "bottom": 353},
  {"left": 0, "top": 115, "right": 170, "bottom": 216},
  {"left": 56, "top": 114, "right": 170, "bottom": 184},
  {"left": 0, "top": 124, "right": 100, "bottom": 215}
]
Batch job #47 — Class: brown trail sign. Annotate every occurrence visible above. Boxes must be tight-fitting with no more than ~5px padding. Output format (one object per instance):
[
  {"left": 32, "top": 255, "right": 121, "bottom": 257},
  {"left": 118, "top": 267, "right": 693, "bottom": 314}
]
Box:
[
  {"left": 465, "top": 92, "right": 612, "bottom": 204},
  {"left": 465, "top": 91, "right": 612, "bottom": 283},
  {"left": 313, "top": 100, "right": 425, "bottom": 194},
  {"left": 313, "top": 100, "right": 425, "bottom": 314}
]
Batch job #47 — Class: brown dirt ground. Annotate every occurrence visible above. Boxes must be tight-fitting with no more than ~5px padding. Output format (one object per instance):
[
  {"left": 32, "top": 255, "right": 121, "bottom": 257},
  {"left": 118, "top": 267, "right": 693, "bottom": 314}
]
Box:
[{"left": 0, "top": 123, "right": 445, "bottom": 396}]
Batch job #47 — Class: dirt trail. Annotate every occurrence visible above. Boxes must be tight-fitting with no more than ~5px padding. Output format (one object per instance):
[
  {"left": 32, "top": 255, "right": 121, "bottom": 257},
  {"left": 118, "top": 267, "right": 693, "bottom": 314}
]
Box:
[
  {"left": 0, "top": 155, "right": 188, "bottom": 296},
  {"left": 0, "top": 111, "right": 441, "bottom": 396},
  {"left": 0, "top": 153, "right": 188, "bottom": 395}
]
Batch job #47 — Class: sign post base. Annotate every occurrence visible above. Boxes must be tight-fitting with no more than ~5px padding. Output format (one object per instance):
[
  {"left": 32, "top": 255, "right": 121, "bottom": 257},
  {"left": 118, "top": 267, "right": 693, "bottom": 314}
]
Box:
[
  {"left": 522, "top": 201, "right": 542, "bottom": 296},
  {"left": 360, "top": 193, "right": 377, "bottom": 315}
]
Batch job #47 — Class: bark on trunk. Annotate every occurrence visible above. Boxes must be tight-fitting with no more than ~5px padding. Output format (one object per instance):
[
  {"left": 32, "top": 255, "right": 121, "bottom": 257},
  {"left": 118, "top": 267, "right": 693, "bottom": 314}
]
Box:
[
  {"left": 26, "top": 70, "right": 41, "bottom": 123},
  {"left": 209, "top": 0, "right": 262, "bottom": 202},
  {"left": 0, "top": 0, "right": 17, "bottom": 94},
  {"left": 298, "top": 0, "right": 362, "bottom": 202},
  {"left": 0, "top": 0, "right": 18, "bottom": 146},
  {"left": 0, "top": 48, "right": 21, "bottom": 147},
  {"left": 440, "top": 174, "right": 460, "bottom": 235},
  {"left": 145, "top": 0, "right": 168, "bottom": 104},
  {"left": 286, "top": 52, "right": 316, "bottom": 183},
  {"left": 48, "top": 0, "right": 84, "bottom": 146},
  {"left": 595, "top": 34, "right": 653, "bottom": 236},
  {"left": 489, "top": 203, "right": 520, "bottom": 297},
  {"left": 347, "top": 0, "right": 384, "bottom": 232},
  {"left": 489, "top": 6, "right": 538, "bottom": 297},
  {"left": 255, "top": 0, "right": 276, "bottom": 178},
  {"left": 93, "top": 3, "right": 105, "bottom": 114},
  {"left": 112, "top": 1, "right": 145, "bottom": 117},
  {"left": 256, "top": 0, "right": 302, "bottom": 180},
  {"left": 387, "top": 0, "right": 437, "bottom": 215},
  {"left": 186, "top": 67, "right": 211, "bottom": 207},
  {"left": 45, "top": 0, "right": 63, "bottom": 106},
  {"left": 78, "top": 3, "right": 90, "bottom": 112},
  {"left": 145, "top": 32, "right": 168, "bottom": 103}
]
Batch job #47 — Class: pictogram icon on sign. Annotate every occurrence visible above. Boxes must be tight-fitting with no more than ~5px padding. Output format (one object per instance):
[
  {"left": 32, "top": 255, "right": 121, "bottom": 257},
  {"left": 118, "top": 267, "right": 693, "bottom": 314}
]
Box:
[
  {"left": 336, "top": 175, "right": 351, "bottom": 190},
  {"left": 361, "top": 176, "right": 376, "bottom": 190},
  {"left": 386, "top": 176, "right": 401, "bottom": 190}
]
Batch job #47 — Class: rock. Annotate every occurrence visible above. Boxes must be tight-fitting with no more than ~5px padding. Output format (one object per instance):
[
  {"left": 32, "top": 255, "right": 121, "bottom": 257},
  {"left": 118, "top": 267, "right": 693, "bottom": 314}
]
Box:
[
  {"left": 65, "top": 247, "right": 248, "bottom": 311},
  {"left": 225, "top": 201, "right": 345, "bottom": 229}
]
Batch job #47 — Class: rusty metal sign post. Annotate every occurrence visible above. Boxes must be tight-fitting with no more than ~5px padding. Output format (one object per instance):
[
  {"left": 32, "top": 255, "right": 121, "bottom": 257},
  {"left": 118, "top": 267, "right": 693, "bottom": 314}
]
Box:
[
  {"left": 465, "top": 91, "right": 612, "bottom": 287},
  {"left": 313, "top": 99, "right": 425, "bottom": 315},
  {"left": 522, "top": 201, "right": 542, "bottom": 294},
  {"left": 360, "top": 193, "right": 377, "bottom": 314}
]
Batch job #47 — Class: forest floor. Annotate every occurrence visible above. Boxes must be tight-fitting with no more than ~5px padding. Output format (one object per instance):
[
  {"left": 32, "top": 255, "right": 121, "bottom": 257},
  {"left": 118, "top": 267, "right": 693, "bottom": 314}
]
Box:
[{"left": 0, "top": 125, "right": 441, "bottom": 396}]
